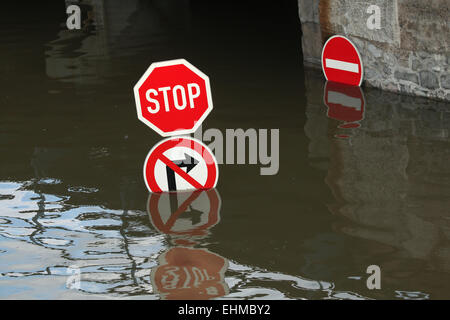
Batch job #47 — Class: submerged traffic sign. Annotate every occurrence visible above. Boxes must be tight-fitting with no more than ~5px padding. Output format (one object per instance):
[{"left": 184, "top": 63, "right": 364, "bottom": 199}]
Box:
[
  {"left": 321, "top": 35, "right": 364, "bottom": 86},
  {"left": 133, "top": 59, "right": 213, "bottom": 137},
  {"left": 143, "top": 137, "right": 218, "bottom": 193}
]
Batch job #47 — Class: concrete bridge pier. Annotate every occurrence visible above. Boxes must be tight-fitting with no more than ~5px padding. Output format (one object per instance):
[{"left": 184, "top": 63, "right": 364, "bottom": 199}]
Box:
[{"left": 298, "top": 0, "right": 449, "bottom": 101}]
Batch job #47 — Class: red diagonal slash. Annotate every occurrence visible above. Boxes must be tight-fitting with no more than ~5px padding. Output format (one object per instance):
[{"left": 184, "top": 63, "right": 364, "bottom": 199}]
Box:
[
  {"left": 158, "top": 154, "right": 203, "bottom": 190},
  {"left": 162, "top": 191, "right": 203, "bottom": 232}
]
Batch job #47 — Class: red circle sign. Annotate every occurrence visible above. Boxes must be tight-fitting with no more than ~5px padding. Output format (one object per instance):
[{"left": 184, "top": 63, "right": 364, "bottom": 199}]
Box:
[
  {"left": 133, "top": 59, "right": 213, "bottom": 137},
  {"left": 321, "top": 35, "right": 364, "bottom": 86},
  {"left": 143, "top": 137, "right": 218, "bottom": 193}
]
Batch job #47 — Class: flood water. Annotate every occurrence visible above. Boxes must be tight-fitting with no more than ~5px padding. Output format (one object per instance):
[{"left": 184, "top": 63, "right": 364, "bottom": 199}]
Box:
[{"left": 1, "top": 1, "right": 449, "bottom": 299}]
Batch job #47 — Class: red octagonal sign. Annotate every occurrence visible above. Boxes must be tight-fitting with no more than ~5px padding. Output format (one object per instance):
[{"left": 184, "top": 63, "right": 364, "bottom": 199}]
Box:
[{"left": 133, "top": 59, "right": 213, "bottom": 137}]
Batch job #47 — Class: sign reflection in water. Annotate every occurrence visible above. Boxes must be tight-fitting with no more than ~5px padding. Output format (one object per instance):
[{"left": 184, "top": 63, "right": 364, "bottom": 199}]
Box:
[
  {"left": 147, "top": 189, "right": 229, "bottom": 300},
  {"left": 323, "top": 81, "right": 366, "bottom": 138},
  {"left": 2, "top": 1, "right": 449, "bottom": 299},
  {"left": 305, "top": 70, "right": 450, "bottom": 296}
]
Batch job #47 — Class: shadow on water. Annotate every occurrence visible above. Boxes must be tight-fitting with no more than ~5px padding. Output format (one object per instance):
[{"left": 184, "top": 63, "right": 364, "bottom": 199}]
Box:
[{"left": 0, "top": 1, "right": 449, "bottom": 299}]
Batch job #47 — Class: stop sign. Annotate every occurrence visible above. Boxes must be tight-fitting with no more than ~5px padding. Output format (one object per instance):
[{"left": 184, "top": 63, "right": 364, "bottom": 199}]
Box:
[{"left": 133, "top": 59, "right": 213, "bottom": 137}]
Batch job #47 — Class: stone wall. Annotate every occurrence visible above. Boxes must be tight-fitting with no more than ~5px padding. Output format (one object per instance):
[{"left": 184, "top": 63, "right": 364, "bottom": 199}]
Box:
[{"left": 298, "top": 0, "right": 450, "bottom": 101}]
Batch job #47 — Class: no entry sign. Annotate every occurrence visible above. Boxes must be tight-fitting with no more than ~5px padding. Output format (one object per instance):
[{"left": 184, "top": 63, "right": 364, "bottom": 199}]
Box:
[
  {"left": 133, "top": 59, "right": 213, "bottom": 137},
  {"left": 324, "top": 81, "right": 365, "bottom": 128},
  {"left": 143, "top": 137, "right": 218, "bottom": 193},
  {"left": 321, "top": 35, "right": 364, "bottom": 86}
]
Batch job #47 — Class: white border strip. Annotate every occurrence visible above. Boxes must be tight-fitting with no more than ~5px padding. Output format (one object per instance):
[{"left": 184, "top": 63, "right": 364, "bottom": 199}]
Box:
[
  {"left": 327, "top": 91, "right": 362, "bottom": 110},
  {"left": 325, "top": 58, "right": 359, "bottom": 73}
]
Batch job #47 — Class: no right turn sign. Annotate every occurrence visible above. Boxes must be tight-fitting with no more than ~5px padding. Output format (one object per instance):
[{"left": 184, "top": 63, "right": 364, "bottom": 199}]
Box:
[{"left": 143, "top": 137, "right": 219, "bottom": 193}]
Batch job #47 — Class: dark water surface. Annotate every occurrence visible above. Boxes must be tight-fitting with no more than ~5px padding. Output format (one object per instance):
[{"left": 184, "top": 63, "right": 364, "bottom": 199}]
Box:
[{"left": 1, "top": 1, "right": 449, "bottom": 299}]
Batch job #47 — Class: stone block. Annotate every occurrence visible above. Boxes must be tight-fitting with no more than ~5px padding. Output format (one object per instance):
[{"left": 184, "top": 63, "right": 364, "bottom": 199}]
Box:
[
  {"left": 368, "top": 43, "right": 383, "bottom": 58},
  {"left": 394, "top": 70, "right": 419, "bottom": 85},
  {"left": 398, "top": 0, "right": 449, "bottom": 53},
  {"left": 365, "top": 67, "right": 380, "bottom": 80},
  {"left": 301, "top": 22, "right": 323, "bottom": 67},
  {"left": 419, "top": 71, "right": 439, "bottom": 89},
  {"left": 298, "top": 0, "right": 320, "bottom": 23},
  {"left": 441, "top": 75, "right": 450, "bottom": 90}
]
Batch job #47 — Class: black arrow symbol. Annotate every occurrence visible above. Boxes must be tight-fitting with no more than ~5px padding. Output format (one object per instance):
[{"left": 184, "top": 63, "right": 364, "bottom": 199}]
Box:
[
  {"left": 180, "top": 205, "right": 204, "bottom": 225},
  {"left": 166, "top": 154, "right": 199, "bottom": 191}
]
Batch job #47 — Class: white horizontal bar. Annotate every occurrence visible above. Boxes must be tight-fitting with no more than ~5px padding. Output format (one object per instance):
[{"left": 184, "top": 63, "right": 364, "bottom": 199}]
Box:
[
  {"left": 327, "top": 91, "right": 362, "bottom": 110},
  {"left": 325, "top": 58, "right": 359, "bottom": 73}
]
